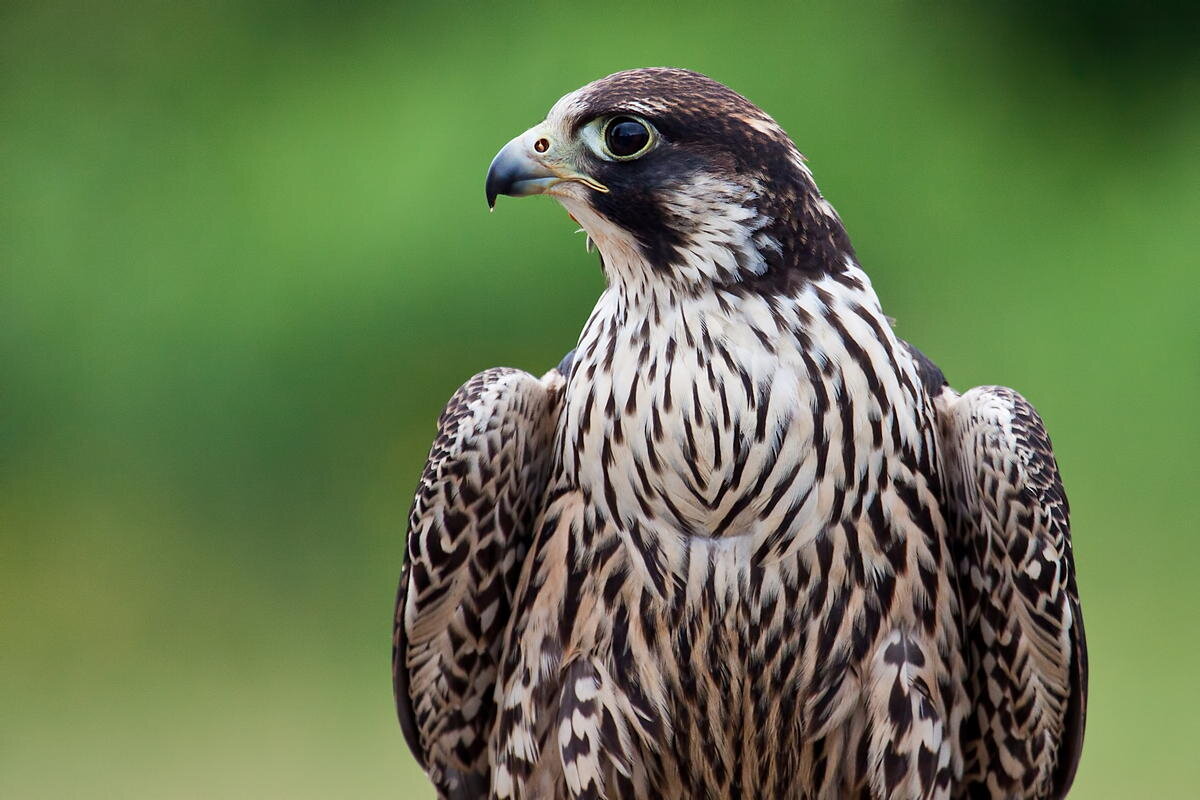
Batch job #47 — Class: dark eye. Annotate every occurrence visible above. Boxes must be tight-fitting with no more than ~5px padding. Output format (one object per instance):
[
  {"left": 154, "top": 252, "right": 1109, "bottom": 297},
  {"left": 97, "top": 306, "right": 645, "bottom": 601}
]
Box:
[{"left": 604, "top": 116, "right": 652, "bottom": 159}]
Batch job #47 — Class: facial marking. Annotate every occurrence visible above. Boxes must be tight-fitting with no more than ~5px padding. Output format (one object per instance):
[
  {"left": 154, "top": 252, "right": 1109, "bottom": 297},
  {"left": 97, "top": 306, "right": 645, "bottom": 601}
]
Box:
[{"left": 533, "top": 69, "right": 854, "bottom": 292}]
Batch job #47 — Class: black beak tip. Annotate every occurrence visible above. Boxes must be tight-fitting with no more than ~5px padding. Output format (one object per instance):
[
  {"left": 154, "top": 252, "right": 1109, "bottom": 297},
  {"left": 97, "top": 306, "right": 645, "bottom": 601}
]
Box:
[{"left": 485, "top": 160, "right": 509, "bottom": 210}]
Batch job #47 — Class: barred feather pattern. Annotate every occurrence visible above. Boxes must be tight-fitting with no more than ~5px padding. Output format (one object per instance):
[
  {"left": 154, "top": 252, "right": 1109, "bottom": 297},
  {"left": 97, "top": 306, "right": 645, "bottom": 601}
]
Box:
[
  {"left": 936, "top": 386, "right": 1087, "bottom": 799},
  {"left": 394, "top": 368, "right": 564, "bottom": 799}
]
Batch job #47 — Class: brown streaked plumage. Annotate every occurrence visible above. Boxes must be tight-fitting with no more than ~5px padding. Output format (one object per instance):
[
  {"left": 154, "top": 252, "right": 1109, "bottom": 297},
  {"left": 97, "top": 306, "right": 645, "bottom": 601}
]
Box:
[
  {"left": 395, "top": 367, "right": 564, "bottom": 799},
  {"left": 394, "top": 68, "right": 1086, "bottom": 799}
]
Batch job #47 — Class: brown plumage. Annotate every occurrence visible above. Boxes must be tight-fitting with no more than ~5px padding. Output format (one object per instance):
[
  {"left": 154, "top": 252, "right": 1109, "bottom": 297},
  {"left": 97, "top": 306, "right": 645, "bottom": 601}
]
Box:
[{"left": 394, "top": 69, "right": 1086, "bottom": 799}]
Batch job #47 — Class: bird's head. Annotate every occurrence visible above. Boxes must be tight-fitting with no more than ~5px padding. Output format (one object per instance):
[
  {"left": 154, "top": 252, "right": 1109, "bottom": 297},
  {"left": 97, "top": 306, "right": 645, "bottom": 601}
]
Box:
[{"left": 486, "top": 68, "right": 854, "bottom": 293}]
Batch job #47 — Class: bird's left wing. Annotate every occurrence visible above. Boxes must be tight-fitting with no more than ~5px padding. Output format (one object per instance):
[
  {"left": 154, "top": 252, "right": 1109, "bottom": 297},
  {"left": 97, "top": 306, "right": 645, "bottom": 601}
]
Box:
[
  {"left": 934, "top": 384, "right": 1087, "bottom": 799},
  {"left": 394, "top": 365, "right": 565, "bottom": 799}
]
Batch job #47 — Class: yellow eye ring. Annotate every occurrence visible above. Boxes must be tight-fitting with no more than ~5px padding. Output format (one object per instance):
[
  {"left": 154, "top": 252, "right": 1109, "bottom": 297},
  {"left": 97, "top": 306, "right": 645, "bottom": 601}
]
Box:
[{"left": 602, "top": 116, "right": 654, "bottom": 160}]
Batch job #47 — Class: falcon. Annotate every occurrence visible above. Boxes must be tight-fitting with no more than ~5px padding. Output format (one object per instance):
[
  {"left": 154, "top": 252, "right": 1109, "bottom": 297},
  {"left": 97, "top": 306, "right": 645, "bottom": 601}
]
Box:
[{"left": 393, "top": 68, "right": 1087, "bottom": 800}]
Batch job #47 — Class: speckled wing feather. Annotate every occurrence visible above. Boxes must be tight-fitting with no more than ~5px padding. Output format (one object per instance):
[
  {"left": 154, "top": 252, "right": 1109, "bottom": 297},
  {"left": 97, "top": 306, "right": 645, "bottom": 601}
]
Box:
[
  {"left": 394, "top": 366, "right": 565, "bottom": 799},
  {"left": 935, "top": 385, "right": 1087, "bottom": 798}
]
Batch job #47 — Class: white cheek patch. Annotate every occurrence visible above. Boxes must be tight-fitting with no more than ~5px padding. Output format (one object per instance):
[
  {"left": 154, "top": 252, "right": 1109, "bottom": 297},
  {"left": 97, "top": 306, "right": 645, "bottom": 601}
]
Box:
[
  {"left": 551, "top": 173, "right": 784, "bottom": 291},
  {"left": 659, "top": 174, "right": 779, "bottom": 284}
]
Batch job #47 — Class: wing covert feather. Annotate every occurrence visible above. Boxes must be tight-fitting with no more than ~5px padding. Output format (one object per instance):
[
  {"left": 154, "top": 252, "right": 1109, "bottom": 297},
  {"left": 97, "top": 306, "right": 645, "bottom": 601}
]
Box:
[
  {"left": 936, "top": 385, "right": 1087, "bottom": 799},
  {"left": 394, "top": 366, "right": 564, "bottom": 798}
]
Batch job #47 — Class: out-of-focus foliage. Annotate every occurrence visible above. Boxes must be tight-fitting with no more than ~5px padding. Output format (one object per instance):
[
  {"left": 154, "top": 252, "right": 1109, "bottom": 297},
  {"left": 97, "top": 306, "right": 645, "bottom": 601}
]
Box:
[{"left": 2, "top": 2, "right": 1197, "bottom": 797}]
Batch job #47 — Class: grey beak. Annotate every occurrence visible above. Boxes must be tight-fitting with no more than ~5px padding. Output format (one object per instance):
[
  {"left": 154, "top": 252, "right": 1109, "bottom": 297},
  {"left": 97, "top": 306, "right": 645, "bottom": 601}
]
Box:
[{"left": 485, "top": 136, "right": 558, "bottom": 209}]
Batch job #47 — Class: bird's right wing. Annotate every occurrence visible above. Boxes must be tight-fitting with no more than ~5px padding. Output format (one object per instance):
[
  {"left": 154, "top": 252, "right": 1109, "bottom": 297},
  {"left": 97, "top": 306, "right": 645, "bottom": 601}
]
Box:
[
  {"left": 935, "top": 384, "right": 1087, "bottom": 799},
  {"left": 394, "top": 366, "right": 565, "bottom": 799}
]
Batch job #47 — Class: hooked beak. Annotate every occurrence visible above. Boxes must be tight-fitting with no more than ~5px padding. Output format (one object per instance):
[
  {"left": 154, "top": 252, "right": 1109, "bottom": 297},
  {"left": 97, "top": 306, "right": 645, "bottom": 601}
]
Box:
[{"left": 485, "top": 127, "right": 607, "bottom": 209}]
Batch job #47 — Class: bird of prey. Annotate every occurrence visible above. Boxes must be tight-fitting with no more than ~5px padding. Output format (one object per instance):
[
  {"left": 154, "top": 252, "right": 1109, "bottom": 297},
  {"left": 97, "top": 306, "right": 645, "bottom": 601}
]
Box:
[{"left": 393, "top": 68, "right": 1086, "bottom": 800}]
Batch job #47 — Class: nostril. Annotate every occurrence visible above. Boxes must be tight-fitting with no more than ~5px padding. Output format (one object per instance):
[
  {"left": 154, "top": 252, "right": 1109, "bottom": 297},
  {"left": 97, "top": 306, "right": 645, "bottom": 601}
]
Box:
[{"left": 534, "top": 138, "right": 550, "bottom": 153}]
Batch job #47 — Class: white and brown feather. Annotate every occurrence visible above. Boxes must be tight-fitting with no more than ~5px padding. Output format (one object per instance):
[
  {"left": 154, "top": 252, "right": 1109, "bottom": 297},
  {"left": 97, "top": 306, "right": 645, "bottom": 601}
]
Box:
[
  {"left": 395, "top": 68, "right": 1086, "bottom": 799},
  {"left": 394, "top": 367, "right": 564, "bottom": 798},
  {"left": 935, "top": 384, "right": 1087, "bottom": 798}
]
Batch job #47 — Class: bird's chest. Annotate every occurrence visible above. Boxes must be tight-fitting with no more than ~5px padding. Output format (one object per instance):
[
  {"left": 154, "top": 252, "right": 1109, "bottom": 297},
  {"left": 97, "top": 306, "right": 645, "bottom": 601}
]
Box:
[
  {"left": 555, "top": 287, "right": 896, "bottom": 556},
  {"left": 548, "top": 278, "right": 938, "bottom": 612},
  {"left": 563, "top": 301, "right": 783, "bottom": 525}
]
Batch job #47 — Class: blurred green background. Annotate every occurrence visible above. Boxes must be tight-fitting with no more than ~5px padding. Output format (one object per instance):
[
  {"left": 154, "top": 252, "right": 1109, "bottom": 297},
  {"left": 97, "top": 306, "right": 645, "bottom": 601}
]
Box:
[{"left": 3, "top": 2, "right": 1197, "bottom": 797}]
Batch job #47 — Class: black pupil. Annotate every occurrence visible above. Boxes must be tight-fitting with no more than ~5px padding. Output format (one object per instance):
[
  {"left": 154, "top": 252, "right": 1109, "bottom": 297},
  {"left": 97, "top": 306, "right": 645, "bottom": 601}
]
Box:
[{"left": 606, "top": 117, "right": 649, "bottom": 157}]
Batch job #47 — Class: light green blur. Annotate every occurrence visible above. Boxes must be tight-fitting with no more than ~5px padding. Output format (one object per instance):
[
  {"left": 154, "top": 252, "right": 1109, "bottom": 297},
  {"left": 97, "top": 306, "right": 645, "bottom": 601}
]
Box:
[{"left": 2, "top": 2, "right": 1197, "bottom": 797}]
